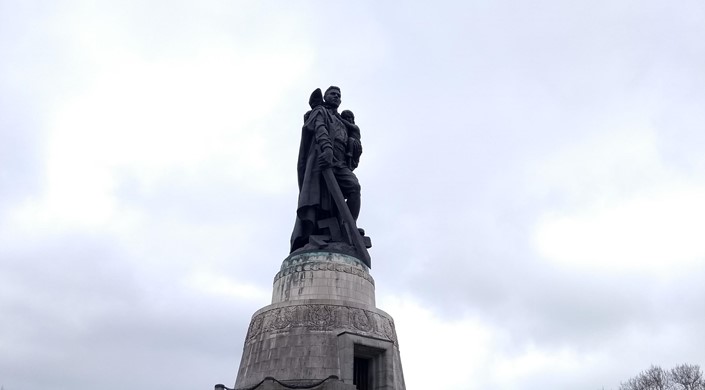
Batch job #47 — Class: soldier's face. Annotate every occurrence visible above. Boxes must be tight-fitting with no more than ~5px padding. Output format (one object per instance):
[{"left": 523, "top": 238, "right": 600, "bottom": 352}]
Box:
[{"left": 324, "top": 89, "right": 341, "bottom": 108}]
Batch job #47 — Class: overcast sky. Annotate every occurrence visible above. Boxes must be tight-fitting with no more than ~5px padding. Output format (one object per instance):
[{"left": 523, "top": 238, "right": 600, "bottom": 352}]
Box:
[{"left": 1, "top": 1, "right": 705, "bottom": 389}]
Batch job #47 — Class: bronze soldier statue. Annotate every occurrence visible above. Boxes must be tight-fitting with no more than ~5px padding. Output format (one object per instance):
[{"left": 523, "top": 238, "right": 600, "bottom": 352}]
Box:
[{"left": 290, "top": 86, "right": 369, "bottom": 265}]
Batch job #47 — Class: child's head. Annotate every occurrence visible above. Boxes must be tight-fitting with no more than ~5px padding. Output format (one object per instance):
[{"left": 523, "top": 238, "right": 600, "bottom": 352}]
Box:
[{"left": 341, "top": 110, "right": 355, "bottom": 124}]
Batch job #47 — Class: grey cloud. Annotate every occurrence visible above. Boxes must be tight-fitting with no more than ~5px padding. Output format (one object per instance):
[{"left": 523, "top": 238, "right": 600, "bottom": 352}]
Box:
[
  {"left": 0, "top": 231, "right": 253, "bottom": 390},
  {"left": 2, "top": 1, "right": 705, "bottom": 389}
]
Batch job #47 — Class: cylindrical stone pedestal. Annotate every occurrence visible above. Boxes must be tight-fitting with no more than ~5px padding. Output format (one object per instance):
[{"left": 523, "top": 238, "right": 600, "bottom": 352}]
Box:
[
  {"left": 272, "top": 251, "right": 376, "bottom": 306},
  {"left": 233, "top": 251, "right": 405, "bottom": 390}
]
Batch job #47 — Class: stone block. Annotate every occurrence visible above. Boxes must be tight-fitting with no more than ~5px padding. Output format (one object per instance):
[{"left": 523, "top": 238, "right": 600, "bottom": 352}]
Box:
[{"left": 234, "top": 251, "right": 403, "bottom": 390}]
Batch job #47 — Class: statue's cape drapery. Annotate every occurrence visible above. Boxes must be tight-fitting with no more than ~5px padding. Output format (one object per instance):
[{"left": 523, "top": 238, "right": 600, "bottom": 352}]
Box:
[{"left": 290, "top": 105, "right": 335, "bottom": 252}]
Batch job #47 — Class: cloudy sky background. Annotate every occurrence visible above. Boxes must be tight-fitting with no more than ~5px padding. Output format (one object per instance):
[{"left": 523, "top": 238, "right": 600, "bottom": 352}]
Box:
[{"left": 2, "top": 1, "right": 705, "bottom": 389}]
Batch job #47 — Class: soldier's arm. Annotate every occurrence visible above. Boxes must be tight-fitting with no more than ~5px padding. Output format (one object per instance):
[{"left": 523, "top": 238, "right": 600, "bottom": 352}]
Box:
[{"left": 312, "top": 110, "right": 334, "bottom": 166}]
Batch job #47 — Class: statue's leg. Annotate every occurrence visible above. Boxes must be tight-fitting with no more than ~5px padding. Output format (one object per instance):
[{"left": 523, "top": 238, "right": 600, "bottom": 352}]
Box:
[
  {"left": 347, "top": 191, "right": 360, "bottom": 221},
  {"left": 334, "top": 167, "right": 361, "bottom": 221}
]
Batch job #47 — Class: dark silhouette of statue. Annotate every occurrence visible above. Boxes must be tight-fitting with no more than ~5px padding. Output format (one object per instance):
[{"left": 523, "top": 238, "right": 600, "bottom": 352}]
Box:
[
  {"left": 340, "top": 109, "right": 361, "bottom": 170},
  {"left": 290, "top": 86, "right": 370, "bottom": 265}
]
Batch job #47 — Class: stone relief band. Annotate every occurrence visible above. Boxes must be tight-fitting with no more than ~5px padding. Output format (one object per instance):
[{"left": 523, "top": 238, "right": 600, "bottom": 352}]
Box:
[{"left": 246, "top": 303, "right": 398, "bottom": 346}]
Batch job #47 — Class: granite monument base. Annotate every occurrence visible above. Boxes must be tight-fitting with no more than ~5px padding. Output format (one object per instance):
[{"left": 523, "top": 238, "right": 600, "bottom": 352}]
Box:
[{"left": 233, "top": 251, "right": 405, "bottom": 390}]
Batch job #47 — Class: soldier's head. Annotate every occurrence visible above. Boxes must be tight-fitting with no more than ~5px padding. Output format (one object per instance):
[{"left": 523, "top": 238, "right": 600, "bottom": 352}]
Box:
[
  {"left": 341, "top": 110, "right": 355, "bottom": 124},
  {"left": 324, "top": 86, "right": 341, "bottom": 108}
]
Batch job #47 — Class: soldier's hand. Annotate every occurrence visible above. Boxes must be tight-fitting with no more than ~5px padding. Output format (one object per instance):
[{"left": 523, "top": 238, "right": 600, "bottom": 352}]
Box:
[{"left": 318, "top": 148, "right": 334, "bottom": 168}]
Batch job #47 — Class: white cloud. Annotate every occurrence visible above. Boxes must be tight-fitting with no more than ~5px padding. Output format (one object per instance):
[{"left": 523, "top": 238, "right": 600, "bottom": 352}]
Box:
[
  {"left": 380, "top": 295, "right": 608, "bottom": 390},
  {"left": 3, "top": 1, "right": 705, "bottom": 390},
  {"left": 489, "top": 345, "right": 592, "bottom": 390},
  {"left": 379, "top": 295, "right": 494, "bottom": 390},
  {"left": 534, "top": 185, "right": 705, "bottom": 272},
  {"left": 9, "top": 43, "right": 312, "bottom": 231},
  {"left": 528, "top": 117, "right": 705, "bottom": 273},
  {"left": 188, "top": 271, "right": 270, "bottom": 303}
]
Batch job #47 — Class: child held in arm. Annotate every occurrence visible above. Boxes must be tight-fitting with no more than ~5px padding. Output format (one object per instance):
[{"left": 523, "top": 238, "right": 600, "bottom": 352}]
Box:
[{"left": 340, "top": 110, "right": 361, "bottom": 170}]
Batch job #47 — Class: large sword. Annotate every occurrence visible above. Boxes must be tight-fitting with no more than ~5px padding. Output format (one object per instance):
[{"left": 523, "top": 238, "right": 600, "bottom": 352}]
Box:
[{"left": 321, "top": 168, "right": 371, "bottom": 268}]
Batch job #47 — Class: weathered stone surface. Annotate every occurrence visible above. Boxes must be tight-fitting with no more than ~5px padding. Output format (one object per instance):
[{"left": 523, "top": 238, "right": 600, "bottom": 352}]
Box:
[
  {"left": 244, "top": 302, "right": 398, "bottom": 346},
  {"left": 235, "top": 376, "right": 356, "bottom": 390},
  {"left": 272, "top": 252, "right": 375, "bottom": 306},
  {"left": 233, "top": 251, "right": 405, "bottom": 390}
]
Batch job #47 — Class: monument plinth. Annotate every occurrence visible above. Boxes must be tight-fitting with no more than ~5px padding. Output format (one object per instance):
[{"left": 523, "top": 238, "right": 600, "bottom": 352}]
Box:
[
  {"left": 227, "top": 87, "right": 405, "bottom": 390},
  {"left": 234, "top": 251, "right": 404, "bottom": 390}
]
